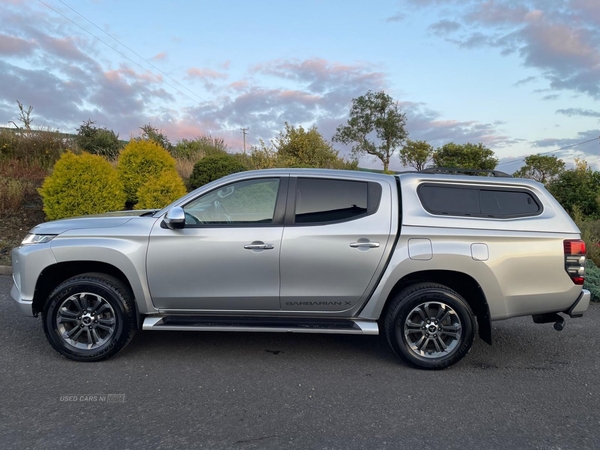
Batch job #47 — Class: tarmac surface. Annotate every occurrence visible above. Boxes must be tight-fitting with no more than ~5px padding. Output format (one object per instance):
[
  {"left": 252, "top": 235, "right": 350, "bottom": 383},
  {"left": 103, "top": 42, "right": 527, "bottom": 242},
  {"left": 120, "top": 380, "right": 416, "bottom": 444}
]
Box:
[{"left": 1, "top": 275, "right": 599, "bottom": 449}]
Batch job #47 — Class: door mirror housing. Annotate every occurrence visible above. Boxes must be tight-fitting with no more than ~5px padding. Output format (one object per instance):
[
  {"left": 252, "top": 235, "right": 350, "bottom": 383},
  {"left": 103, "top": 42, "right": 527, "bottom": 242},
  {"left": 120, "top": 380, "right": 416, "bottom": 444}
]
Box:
[{"left": 163, "top": 206, "right": 186, "bottom": 229}]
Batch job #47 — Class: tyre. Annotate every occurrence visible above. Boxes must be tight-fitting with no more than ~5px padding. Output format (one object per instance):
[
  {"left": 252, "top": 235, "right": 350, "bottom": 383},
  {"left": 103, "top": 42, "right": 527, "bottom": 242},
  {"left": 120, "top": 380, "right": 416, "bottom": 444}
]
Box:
[
  {"left": 384, "top": 282, "right": 476, "bottom": 370},
  {"left": 42, "top": 273, "right": 136, "bottom": 362}
]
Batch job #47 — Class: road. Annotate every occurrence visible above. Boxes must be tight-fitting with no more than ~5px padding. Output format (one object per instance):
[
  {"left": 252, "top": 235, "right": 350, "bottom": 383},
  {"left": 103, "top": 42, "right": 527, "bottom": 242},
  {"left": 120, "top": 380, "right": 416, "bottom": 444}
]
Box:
[{"left": 0, "top": 275, "right": 599, "bottom": 449}]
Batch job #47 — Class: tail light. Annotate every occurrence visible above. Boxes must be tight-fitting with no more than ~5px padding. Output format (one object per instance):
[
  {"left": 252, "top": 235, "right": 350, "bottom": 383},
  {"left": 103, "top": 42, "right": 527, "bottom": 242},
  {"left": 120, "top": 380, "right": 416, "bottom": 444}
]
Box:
[{"left": 564, "top": 240, "right": 586, "bottom": 285}]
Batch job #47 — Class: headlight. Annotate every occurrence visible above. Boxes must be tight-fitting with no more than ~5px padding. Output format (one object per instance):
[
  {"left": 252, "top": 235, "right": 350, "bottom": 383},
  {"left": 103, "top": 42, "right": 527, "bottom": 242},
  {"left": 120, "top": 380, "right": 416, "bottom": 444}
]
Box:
[{"left": 21, "top": 234, "right": 57, "bottom": 245}]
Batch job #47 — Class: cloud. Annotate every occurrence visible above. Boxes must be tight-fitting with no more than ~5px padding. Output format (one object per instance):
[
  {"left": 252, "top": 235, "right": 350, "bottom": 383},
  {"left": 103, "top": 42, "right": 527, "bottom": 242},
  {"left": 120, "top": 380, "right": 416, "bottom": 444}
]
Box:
[
  {"left": 556, "top": 108, "right": 600, "bottom": 118},
  {"left": 513, "top": 76, "right": 537, "bottom": 87},
  {"left": 399, "top": 102, "right": 517, "bottom": 148},
  {"left": 0, "top": 34, "right": 34, "bottom": 56},
  {"left": 0, "top": 3, "right": 179, "bottom": 136},
  {"left": 386, "top": 12, "right": 406, "bottom": 22},
  {"left": 186, "top": 67, "right": 228, "bottom": 80},
  {"left": 151, "top": 52, "right": 167, "bottom": 61},
  {"left": 428, "top": 20, "right": 461, "bottom": 36},
  {"left": 405, "top": 0, "right": 600, "bottom": 99},
  {"left": 532, "top": 129, "right": 600, "bottom": 153}
]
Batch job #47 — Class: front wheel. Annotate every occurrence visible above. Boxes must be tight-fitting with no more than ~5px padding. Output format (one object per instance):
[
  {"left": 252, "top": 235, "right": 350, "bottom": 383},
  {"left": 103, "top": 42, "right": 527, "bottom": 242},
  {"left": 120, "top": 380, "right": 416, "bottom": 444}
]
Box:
[
  {"left": 384, "top": 283, "right": 476, "bottom": 370},
  {"left": 43, "top": 273, "right": 136, "bottom": 361}
]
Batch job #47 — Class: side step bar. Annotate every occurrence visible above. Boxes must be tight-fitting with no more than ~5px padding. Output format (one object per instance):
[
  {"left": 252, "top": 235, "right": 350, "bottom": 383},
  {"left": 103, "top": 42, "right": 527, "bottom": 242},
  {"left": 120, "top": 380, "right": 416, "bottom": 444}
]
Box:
[{"left": 142, "top": 315, "right": 379, "bottom": 335}]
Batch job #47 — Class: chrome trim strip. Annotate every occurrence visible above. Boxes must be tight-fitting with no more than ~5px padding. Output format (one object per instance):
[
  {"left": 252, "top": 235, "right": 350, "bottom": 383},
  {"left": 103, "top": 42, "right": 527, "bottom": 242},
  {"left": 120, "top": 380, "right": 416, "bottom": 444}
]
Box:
[{"left": 142, "top": 316, "right": 379, "bottom": 335}]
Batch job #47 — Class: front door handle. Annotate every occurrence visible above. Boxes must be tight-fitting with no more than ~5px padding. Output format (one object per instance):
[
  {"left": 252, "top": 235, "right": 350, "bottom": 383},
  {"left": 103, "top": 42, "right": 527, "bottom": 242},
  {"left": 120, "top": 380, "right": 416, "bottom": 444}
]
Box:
[
  {"left": 244, "top": 242, "right": 274, "bottom": 250},
  {"left": 349, "top": 242, "right": 380, "bottom": 249}
]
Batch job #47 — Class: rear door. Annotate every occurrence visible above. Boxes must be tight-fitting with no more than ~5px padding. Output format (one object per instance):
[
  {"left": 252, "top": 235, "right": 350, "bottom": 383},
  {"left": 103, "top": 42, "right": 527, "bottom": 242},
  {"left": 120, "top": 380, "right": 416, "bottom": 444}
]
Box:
[{"left": 279, "top": 176, "right": 392, "bottom": 312}]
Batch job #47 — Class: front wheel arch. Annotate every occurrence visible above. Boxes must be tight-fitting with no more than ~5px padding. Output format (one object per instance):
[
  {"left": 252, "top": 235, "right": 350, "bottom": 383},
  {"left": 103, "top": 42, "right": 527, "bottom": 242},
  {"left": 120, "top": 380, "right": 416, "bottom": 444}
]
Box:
[
  {"left": 33, "top": 261, "right": 140, "bottom": 329},
  {"left": 42, "top": 272, "right": 137, "bottom": 361}
]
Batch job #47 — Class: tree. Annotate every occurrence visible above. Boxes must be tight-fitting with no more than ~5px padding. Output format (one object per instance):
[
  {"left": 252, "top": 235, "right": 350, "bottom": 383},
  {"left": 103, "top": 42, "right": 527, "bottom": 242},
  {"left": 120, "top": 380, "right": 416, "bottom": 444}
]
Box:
[
  {"left": 399, "top": 139, "right": 433, "bottom": 171},
  {"left": 75, "top": 120, "right": 122, "bottom": 160},
  {"left": 432, "top": 142, "right": 498, "bottom": 170},
  {"left": 333, "top": 91, "right": 407, "bottom": 172},
  {"left": 139, "top": 124, "right": 171, "bottom": 150},
  {"left": 513, "top": 154, "right": 565, "bottom": 184},
  {"left": 547, "top": 159, "right": 600, "bottom": 219},
  {"left": 275, "top": 123, "right": 349, "bottom": 168},
  {"left": 10, "top": 100, "right": 33, "bottom": 132}
]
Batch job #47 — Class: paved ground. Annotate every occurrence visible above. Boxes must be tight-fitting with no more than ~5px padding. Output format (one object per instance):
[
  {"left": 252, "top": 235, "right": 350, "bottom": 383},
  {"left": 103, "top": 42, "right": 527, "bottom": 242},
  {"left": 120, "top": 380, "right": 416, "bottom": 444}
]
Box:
[{"left": 1, "top": 275, "right": 599, "bottom": 449}]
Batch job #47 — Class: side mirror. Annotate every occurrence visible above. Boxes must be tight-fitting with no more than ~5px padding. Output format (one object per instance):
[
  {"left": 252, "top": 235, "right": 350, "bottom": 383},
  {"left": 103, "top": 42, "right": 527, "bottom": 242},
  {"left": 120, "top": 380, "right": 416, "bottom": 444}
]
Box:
[{"left": 163, "top": 206, "right": 186, "bottom": 229}]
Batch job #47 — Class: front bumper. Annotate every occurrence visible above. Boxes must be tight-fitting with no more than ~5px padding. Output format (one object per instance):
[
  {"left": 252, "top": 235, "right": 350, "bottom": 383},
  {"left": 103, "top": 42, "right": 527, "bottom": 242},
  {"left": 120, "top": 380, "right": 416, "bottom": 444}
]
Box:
[
  {"left": 10, "top": 280, "right": 34, "bottom": 316},
  {"left": 566, "top": 289, "right": 590, "bottom": 318}
]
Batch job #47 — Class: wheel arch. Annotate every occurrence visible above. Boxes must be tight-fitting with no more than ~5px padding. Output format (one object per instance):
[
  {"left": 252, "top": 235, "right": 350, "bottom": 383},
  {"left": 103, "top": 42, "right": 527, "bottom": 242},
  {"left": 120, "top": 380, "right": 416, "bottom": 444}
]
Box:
[
  {"left": 380, "top": 270, "right": 492, "bottom": 345},
  {"left": 32, "top": 261, "right": 141, "bottom": 329}
]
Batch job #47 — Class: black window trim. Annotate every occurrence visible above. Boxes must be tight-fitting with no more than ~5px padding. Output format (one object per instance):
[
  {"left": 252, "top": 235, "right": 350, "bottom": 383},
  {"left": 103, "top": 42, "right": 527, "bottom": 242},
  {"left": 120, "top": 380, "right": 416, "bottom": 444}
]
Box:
[
  {"left": 284, "top": 177, "right": 383, "bottom": 226},
  {"left": 417, "top": 183, "right": 543, "bottom": 219},
  {"left": 178, "top": 176, "right": 289, "bottom": 229}
]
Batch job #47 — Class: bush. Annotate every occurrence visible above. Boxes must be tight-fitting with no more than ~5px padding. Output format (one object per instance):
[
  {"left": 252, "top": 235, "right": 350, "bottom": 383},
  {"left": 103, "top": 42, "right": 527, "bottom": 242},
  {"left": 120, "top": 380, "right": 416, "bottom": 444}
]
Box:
[
  {"left": 135, "top": 170, "right": 187, "bottom": 210},
  {"left": 75, "top": 120, "right": 122, "bottom": 160},
  {"left": 0, "top": 177, "right": 26, "bottom": 213},
  {"left": 584, "top": 260, "right": 600, "bottom": 302},
  {"left": 171, "top": 135, "right": 228, "bottom": 162},
  {"left": 39, "top": 152, "right": 125, "bottom": 220},
  {"left": 0, "top": 128, "right": 70, "bottom": 168},
  {"left": 189, "top": 154, "right": 247, "bottom": 189},
  {"left": 117, "top": 140, "right": 177, "bottom": 204}
]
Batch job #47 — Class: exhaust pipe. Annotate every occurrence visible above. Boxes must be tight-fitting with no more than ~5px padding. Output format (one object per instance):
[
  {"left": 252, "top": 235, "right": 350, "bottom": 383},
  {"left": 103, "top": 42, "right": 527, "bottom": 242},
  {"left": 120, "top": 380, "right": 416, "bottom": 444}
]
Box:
[{"left": 532, "top": 313, "right": 565, "bottom": 332}]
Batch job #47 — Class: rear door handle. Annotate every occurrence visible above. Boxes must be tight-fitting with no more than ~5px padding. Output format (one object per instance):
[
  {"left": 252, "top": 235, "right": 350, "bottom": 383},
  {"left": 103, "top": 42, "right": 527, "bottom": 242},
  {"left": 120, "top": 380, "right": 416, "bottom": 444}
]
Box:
[
  {"left": 349, "top": 242, "right": 380, "bottom": 248},
  {"left": 244, "top": 242, "right": 274, "bottom": 250}
]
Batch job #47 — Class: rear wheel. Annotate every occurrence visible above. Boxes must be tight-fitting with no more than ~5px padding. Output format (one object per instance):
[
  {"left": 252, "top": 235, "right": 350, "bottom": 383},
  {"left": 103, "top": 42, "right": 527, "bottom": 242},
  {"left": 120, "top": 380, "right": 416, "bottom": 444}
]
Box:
[
  {"left": 43, "top": 273, "right": 136, "bottom": 361},
  {"left": 384, "top": 282, "right": 476, "bottom": 370}
]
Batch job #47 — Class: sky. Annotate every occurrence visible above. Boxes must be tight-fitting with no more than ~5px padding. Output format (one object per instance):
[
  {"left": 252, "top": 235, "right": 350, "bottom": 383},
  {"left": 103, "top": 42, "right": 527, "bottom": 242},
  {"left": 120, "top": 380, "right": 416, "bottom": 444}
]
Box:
[{"left": 1, "top": 0, "right": 600, "bottom": 171}]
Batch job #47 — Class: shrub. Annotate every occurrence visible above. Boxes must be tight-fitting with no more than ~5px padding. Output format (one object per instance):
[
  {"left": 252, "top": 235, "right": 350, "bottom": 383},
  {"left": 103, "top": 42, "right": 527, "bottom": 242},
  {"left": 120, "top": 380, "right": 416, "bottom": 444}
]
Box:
[
  {"left": 584, "top": 260, "right": 600, "bottom": 302},
  {"left": 75, "top": 120, "right": 122, "bottom": 160},
  {"left": 135, "top": 170, "right": 187, "bottom": 210},
  {"left": 0, "top": 177, "right": 26, "bottom": 213},
  {"left": 39, "top": 152, "right": 125, "bottom": 220},
  {"left": 171, "top": 135, "right": 228, "bottom": 162},
  {"left": 0, "top": 128, "right": 70, "bottom": 168},
  {"left": 117, "top": 140, "right": 177, "bottom": 204},
  {"left": 0, "top": 157, "right": 48, "bottom": 218},
  {"left": 189, "top": 154, "right": 247, "bottom": 189}
]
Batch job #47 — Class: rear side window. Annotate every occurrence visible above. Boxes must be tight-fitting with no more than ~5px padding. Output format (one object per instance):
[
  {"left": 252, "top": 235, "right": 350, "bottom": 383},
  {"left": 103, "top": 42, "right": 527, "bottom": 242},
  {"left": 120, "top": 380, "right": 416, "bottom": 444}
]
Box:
[
  {"left": 294, "top": 178, "right": 369, "bottom": 224},
  {"left": 418, "top": 184, "right": 542, "bottom": 218}
]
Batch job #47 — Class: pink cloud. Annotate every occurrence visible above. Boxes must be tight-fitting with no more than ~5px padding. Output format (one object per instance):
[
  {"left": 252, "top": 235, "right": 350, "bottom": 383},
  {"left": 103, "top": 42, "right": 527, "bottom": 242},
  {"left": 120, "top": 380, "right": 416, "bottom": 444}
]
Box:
[
  {"left": 228, "top": 80, "right": 249, "bottom": 91},
  {"left": 0, "top": 34, "right": 34, "bottom": 56},
  {"left": 151, "top": 52, "right": 167, "bottom": 61},
  {"left": 408, "top": 0, "right": 600, "bottom": 98},
  {"left": 186, "top": 67, "right": 227, "bottom": 80}
]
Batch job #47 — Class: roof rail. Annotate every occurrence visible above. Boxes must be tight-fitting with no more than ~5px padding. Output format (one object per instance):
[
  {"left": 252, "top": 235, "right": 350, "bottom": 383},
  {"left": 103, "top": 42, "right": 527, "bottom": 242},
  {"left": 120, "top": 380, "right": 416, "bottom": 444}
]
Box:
[{"left": 419, "top": 167, "right": 512, "bottom": 177}]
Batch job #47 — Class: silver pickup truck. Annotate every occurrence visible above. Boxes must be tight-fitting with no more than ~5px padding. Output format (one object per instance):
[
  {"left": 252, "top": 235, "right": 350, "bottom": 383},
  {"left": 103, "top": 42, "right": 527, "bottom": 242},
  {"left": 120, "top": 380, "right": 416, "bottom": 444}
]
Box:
[{"left": 11, "top": 168, "right": 590, "bottom": 369}]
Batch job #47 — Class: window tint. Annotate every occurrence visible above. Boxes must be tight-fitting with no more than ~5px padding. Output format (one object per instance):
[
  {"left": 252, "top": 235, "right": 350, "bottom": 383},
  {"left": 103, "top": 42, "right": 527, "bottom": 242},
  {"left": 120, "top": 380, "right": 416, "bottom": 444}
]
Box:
[
  {"left": 419, "top": 185, "right": 480, "bottom": 216},
  {"left": 184, "top": 178, "right": 280, "bottom": 225},
  {"left": 295, "top": 178, "right": 368, "bottom": 224},
  {"left": 480, "top": 190, "right": 540, "bottom": 216},
  {"left": 418, "top": 184, "right": 541, "bottom": 218}
]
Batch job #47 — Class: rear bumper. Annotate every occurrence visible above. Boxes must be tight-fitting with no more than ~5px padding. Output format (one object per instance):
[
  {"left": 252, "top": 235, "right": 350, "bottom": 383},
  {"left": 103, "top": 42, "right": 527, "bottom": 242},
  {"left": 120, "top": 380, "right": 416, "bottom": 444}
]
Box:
[{"left": 566, "top": 289, "right": 590, "bottom": 318}]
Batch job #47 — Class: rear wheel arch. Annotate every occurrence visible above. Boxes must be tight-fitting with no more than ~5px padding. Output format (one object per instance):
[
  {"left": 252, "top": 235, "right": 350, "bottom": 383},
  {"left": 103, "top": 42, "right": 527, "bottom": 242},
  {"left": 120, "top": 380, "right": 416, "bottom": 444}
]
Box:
[{"left": 380, "top": 270, "right": 492, "bottom": 345}]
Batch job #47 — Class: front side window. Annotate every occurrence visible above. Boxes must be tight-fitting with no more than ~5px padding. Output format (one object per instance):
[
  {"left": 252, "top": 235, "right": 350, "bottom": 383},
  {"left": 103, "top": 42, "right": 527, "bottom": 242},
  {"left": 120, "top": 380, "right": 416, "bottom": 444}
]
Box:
[
  {"left": 294, "top": 178, "right": 368, "bottom": 224},
  {"left": 184, "top": 178, "right": 280, "bottom": 225}
]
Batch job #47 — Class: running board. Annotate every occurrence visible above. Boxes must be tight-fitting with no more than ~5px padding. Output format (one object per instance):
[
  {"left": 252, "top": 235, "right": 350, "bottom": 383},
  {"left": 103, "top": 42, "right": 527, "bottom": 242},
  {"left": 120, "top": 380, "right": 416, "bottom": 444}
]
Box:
[{"left": 142, "top": 315, "right": 379, "bottom": 335}]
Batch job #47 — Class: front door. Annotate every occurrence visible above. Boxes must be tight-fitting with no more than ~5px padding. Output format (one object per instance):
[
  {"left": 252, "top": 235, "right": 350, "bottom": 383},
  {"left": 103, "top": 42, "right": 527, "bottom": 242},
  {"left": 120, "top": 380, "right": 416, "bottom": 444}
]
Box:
[{"left": 147, "top": 177, "right": 285, "bottom": 311}]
